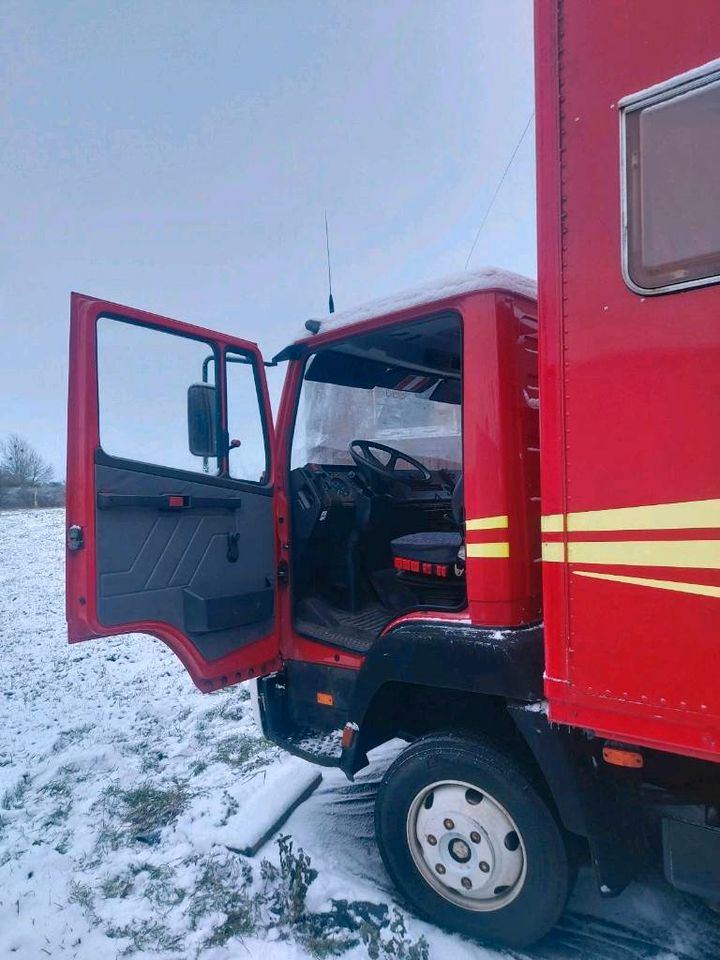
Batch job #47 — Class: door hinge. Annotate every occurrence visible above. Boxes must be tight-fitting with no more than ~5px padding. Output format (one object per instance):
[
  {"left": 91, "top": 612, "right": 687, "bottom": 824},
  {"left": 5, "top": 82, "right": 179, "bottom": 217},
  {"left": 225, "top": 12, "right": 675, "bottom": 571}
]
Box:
[
  {"left": 277, "top": 560, "right": 289, "bottom": 585},
  {"left": 67, "top": 525, "right": 84, "bottom": 551}
]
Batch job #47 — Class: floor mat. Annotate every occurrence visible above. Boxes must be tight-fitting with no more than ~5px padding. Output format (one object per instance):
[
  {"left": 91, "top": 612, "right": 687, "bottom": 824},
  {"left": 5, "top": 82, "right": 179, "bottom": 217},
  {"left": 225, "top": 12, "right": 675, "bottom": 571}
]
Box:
[{"left": 295, "top": 597, "right": 392, "bottom": 652}]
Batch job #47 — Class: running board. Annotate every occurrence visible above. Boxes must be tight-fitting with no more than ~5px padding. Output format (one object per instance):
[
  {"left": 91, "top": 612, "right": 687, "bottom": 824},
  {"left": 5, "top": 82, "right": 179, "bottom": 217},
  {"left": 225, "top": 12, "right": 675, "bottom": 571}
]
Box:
[{"left": 268, "top": 726, "right": 344, "bottom": 767}]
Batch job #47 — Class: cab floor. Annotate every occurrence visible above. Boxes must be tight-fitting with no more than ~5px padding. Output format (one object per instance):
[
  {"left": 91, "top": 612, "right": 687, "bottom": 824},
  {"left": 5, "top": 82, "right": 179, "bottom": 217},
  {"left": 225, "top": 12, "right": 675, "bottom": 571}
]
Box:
[{"left": 294, "top": 597, "right": 392, "bottom": 653}]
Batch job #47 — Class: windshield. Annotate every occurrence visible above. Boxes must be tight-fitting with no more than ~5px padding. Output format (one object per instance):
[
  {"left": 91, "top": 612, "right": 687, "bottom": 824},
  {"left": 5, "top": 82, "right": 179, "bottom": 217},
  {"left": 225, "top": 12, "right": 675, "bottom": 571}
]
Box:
[{"left": 292, "top": 378, "right": 462, "bottom": 470}]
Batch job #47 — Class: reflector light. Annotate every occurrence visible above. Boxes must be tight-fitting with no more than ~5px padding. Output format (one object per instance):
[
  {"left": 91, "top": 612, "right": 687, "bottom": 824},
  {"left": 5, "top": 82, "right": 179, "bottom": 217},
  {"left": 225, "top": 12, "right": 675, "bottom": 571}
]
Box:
[
  {"left": 167, "top": 496, "right": 186, "bottom": 508},
  {"left": 393, "top": 557, "right": 452, "bottom": 577},
  {"left": 316, "top": 692, "right": 334, "bottom": 706},
  {"left": 341, "top": 724, "right": 357, "bottom": 749},
  {"left": 602, "top": 746, "right": 644, "bottom": 768}
]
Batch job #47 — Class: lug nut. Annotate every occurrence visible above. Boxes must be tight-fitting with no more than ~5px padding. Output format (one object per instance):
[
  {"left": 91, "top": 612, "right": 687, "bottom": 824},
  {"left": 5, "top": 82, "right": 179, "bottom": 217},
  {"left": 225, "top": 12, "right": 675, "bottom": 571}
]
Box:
[
  {"left": 470, "top": 831, "right": 481, "bottom": 844},
  {"left": 443, "top": 818, "right": 455, "bottom": 830},
  {"left": 479, "top": 861, "right": 490, "bottom": 873},
  {"left": 427, "top": 834, "right": 437, "bottom": 846},
  {"left": 461, "top": 877, "right": 472, "bottom": 890},
  {"left": 435, "top": 863, "right": 446, "bottom": 875}
]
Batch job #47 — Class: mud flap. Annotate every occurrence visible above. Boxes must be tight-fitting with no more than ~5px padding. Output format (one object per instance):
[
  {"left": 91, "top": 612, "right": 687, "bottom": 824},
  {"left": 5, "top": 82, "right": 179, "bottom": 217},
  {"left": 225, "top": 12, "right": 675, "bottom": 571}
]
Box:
[{"left": 663, "top": 818, "right": 720, "bottom": 900}]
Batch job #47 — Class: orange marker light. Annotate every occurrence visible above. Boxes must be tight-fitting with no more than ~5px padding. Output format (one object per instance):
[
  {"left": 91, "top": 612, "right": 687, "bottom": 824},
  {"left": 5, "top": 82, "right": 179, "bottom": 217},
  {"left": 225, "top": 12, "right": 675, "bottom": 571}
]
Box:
[
  {"left": 602, "top": 746, "right": 644, "bottom": 768},
  {"left": 316, "top": 692, "right": 334, "bottom": 706}
]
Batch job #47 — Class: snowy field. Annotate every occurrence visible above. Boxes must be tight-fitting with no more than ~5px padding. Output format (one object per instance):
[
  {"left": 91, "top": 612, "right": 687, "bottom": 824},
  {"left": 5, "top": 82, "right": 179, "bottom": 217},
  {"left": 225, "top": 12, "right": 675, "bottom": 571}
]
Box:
[{"left": 1, "top": 508, "right": 718, "bottom": 960}]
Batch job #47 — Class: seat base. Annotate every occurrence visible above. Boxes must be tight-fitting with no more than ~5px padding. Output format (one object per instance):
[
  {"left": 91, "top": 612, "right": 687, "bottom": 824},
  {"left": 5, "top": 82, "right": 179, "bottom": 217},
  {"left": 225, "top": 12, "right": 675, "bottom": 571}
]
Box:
[{"left": 390, "top": 531, "right": 462, "bottom": 566}]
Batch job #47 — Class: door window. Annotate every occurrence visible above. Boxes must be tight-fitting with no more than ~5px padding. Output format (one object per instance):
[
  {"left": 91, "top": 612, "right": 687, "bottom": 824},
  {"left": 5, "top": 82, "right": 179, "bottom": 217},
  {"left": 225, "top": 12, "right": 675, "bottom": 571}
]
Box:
[
  {"left": 226, "top": 351, "right": 269, "bottom": 483},
  {"left": 97, "top": 316, "right": 219, "bottom": 474}
]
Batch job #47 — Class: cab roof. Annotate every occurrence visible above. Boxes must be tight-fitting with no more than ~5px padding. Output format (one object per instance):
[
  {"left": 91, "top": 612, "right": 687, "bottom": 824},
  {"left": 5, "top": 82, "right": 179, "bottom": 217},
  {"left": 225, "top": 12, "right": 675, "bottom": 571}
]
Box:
[{"left": 293, "top": 266, "right": 536, "bottom": 344}]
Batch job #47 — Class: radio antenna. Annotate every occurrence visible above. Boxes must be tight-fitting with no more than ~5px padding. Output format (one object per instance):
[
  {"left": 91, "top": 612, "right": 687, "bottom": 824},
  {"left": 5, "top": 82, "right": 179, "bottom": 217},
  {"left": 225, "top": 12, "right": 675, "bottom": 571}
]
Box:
[
  {"left": 324, "top": 210, "right": 335, "bottom": 313},
  {"left": 465, "top": 111, "right": 534, "bottom": 270}
]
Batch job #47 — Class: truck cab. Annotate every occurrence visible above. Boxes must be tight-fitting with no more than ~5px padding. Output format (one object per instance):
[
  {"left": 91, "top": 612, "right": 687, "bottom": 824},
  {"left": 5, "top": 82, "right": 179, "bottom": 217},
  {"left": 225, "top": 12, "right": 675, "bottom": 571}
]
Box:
[{"left": 66, "top": 269, "right": 539, "bottom": 712}]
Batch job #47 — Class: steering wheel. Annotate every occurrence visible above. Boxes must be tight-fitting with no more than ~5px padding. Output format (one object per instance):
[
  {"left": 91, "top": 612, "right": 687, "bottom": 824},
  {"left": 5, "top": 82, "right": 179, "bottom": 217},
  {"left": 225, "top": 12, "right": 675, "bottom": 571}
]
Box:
[{"left": 348, "top": 439, "right": 432, "bottom": 482}]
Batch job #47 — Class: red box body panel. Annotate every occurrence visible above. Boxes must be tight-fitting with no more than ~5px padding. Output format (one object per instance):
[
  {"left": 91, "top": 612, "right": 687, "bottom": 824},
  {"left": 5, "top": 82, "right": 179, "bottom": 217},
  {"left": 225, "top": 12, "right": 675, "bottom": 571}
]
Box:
[{"left": 536, "top": 0, "right": 720, "bottom": 761}]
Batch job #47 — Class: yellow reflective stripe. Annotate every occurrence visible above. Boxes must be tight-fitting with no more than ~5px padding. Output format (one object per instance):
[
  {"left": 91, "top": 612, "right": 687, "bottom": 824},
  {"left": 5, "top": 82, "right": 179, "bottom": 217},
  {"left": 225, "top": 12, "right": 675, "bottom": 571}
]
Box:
[
  {"left": 567, "top": 540, "right": 720, "bottom": 569},
  {"left": 466, "top": 542, "right": 510, "bottom": 558},
  {"left": 574, "top": 570, "right": 720, "bottom": 599},
  {"left": 567, "top": 499, "right": 720, "bottom": 532},
  {"left": 465, "top": 515, "right": 509, "bottom": 531},
  {"left": 541, "top": 514, "right": 564, "bottom": 533},
  {"left": 542, "top": 542, "right": 565, "bottom": 562}
]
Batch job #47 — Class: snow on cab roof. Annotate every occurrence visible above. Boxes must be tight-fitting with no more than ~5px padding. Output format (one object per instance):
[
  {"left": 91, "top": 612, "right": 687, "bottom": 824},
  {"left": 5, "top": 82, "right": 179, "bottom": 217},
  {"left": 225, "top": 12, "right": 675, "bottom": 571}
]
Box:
[{"left": 295, "top": 266, "right": 536, "bottom": 342}]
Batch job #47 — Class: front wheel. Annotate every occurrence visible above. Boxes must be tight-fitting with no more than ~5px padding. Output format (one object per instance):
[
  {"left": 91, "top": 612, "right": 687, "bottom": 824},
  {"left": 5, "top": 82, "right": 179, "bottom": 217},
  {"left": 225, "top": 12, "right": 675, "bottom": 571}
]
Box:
[{"left": 375, "top": 732, "right": 571, "bottom": 948}]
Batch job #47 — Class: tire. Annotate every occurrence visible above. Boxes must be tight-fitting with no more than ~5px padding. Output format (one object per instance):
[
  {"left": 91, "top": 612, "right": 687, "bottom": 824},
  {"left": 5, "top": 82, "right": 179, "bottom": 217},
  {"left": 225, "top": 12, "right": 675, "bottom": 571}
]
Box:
[{"left": 375, "top": 731, "right": 571, "bottom": 948}]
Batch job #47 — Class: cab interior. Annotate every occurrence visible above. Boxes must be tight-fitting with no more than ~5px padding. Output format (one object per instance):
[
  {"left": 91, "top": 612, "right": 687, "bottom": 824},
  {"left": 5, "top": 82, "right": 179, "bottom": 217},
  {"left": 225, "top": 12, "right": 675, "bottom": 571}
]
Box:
[{"left": 289, "top": 312, "right": 465, "bottom": 652}]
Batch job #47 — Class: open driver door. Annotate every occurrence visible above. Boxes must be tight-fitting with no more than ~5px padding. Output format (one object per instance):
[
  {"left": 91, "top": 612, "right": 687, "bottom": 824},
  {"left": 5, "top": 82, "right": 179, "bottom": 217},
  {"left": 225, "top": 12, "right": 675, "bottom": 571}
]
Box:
[{"left": 66, "top": 293, "right": 282, "bottom": 692}]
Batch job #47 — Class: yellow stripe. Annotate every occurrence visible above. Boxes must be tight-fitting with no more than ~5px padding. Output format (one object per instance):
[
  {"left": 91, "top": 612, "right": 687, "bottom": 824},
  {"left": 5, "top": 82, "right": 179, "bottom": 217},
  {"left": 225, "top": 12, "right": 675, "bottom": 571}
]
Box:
[
  {"left": 542, "top": 542, "right": 565, "bottom": 562},
  {"left": 466, "top": 515, "right": 509, "bottom": 531},
  {"left": 566, "top": 499, "right": 720, "bottom": 532},
  {"left": 466, "top": 542, "right": 510, "bottom": 558},
  {"left": 574, "top": 570, "right": 720, "bottom": 599},
  {"left": 567, "top": 540, "right": 720, "bottom": 569},
  {"left": 541, "top": 514, "right": 564, "bottom": 533}
]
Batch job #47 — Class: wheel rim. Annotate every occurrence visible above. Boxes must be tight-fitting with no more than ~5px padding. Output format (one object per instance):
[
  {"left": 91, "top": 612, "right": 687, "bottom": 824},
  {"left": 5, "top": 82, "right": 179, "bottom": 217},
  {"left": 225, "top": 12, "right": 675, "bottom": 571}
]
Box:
[{"left": 406, "top": 779, "right": 527, "bottom": 911}]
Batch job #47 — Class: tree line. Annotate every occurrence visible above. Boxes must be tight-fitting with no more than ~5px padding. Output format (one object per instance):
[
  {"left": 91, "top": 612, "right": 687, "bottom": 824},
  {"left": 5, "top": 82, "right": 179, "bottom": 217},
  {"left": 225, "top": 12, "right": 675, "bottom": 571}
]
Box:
[{"left": 0, "top": 434, "right": 64, "bottom": 508}]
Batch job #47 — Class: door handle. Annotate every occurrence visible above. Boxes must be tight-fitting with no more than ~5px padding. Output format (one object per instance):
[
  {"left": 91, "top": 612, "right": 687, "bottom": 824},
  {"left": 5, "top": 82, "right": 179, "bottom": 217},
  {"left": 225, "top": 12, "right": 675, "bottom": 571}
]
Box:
[{"left": 227, "top": 532, "right": 240, "bottom": 562}]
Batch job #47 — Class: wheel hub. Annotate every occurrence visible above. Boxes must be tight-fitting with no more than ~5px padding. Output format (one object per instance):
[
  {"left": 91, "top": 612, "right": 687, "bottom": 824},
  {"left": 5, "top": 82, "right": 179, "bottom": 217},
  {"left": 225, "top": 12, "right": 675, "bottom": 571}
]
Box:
[
  {"left": 407, "top": 780, "right": 526, "bottom": 911},
  {"left": 448, "top": 838, "right": 471, "bottom": 864}
]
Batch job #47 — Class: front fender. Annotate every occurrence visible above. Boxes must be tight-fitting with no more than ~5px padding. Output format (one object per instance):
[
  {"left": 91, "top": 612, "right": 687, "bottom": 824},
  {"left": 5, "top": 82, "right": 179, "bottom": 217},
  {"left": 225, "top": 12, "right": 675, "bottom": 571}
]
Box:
[{"left": 340, "top": 619, "right": 544, "bottom": 776}]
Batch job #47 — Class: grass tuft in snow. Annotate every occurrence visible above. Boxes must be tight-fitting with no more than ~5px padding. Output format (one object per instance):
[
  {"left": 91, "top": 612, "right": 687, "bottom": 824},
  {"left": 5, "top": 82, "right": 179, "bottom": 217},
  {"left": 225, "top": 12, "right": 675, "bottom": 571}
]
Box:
[
  {"left": 102, "top": 862, "right": 186, "bottom": 906},
  {"left": 102, "top": 780, "right": 190, "bottom": 840},
  {"left": 194, "top": 690, "right": 248, "bottom": 734},
  {"left": 212, "top": 733, "right": 270, "bottom": 770},
  {"left": 187, "top": 851, "right": 256, "bottom": 946},
  {"left": 52, "top": 724, "right": 93, "bottom": 754},
  {"left": 2, "top": 772, "right": 32, "bottom": 809},
  {"left": 106, "top": 919, "right": 184, "bottom": 955}
]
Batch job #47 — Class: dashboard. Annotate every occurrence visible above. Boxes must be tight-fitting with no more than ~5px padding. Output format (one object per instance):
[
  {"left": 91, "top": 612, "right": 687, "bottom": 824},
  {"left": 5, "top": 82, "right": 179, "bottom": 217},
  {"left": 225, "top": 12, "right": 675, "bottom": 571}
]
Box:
[{"left": 290, "top": 462, "right": 460, "bottom": 543}]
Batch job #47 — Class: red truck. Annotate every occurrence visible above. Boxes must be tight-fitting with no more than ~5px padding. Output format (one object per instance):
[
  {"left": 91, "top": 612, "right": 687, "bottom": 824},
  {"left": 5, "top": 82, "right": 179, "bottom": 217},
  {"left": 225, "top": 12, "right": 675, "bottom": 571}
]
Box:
[{"left": 66, "top": 0, "right": 720, "bottom": 948}]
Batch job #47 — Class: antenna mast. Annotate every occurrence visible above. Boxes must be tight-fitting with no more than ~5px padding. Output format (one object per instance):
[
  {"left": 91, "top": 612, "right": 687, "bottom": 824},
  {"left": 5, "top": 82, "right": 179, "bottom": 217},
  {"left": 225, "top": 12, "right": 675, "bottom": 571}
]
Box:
[{"left": 324, "top": 210, "right": 335, "bottom": 313}]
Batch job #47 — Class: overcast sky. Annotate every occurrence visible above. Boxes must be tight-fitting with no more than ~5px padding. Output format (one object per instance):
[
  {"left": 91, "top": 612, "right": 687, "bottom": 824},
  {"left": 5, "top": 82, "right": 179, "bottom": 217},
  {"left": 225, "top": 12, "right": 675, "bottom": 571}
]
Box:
[{"left": 1, "top": 0, "right": 535, "bottom": 477}]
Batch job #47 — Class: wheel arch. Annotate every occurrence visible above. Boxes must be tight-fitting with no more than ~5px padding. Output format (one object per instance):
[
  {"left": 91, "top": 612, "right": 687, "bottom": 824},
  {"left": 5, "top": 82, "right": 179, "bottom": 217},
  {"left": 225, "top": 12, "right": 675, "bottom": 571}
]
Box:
[{"left": 339, "top": 619, "right": 544, "bottom": 778}]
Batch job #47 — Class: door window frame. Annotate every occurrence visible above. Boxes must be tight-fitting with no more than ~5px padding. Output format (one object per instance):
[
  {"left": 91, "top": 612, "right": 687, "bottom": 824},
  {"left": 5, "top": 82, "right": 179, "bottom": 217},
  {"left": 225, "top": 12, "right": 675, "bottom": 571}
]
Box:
[{"left": 94, "top": 312, "right": 273, "bottom": 494}]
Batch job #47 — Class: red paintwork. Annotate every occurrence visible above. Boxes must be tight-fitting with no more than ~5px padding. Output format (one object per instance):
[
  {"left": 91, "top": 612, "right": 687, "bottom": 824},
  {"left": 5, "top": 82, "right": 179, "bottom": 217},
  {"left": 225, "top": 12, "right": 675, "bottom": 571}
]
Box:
[
  {"left": 66, "top": 293, "right": 282, "bottom": 691},
  {"left": 67, "top": 285, "right": 539, "bottom": 690},
  {"left": 382, "top": 608, "right": 472, "bottom": 635},
  {"left": 536, "top": 0, "right": 720, "bottom": 762}
]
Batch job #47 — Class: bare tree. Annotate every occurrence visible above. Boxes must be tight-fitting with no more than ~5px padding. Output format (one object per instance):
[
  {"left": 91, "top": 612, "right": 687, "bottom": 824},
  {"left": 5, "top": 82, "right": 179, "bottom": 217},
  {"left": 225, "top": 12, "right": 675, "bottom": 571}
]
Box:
[{"left": 0, "top": 434, "right": 53, "bottom": 487}]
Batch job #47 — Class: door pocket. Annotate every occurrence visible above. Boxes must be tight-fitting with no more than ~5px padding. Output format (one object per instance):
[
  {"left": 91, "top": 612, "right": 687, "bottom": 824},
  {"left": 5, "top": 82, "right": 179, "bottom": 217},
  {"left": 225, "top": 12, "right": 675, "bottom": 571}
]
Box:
[{"left": 182, "top": 587, "right": 273, "bottom": 633}]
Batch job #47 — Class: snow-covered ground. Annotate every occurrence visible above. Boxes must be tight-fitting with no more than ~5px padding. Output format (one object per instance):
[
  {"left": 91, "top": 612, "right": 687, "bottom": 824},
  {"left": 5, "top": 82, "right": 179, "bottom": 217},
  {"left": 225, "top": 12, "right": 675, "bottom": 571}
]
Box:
[{"left": 1, "top": 508, "right": 718, "bottom": 959}]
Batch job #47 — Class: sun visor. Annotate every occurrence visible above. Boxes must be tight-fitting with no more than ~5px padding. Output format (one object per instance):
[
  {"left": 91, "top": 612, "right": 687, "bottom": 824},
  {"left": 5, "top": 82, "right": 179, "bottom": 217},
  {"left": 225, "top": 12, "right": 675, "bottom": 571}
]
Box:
[
  {"left": 305, "top": 351, "right": 393, "bottom": 390},
  {"left": 305, "top": 350, "right": 460, "bottom": 403}
]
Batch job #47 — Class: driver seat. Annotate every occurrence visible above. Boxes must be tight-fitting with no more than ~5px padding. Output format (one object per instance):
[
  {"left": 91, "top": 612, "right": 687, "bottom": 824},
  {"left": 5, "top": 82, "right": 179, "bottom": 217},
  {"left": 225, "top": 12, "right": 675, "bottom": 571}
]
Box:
[{"left": 390, "top": 477, "right": 464, "bottom": 577}]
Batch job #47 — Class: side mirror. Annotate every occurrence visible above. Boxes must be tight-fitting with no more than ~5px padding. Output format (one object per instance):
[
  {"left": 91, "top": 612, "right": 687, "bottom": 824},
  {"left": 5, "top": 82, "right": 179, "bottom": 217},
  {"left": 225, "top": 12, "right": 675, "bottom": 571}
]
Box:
[{"left": 187, "top": 383, "right": 217, "bottom": 457}]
